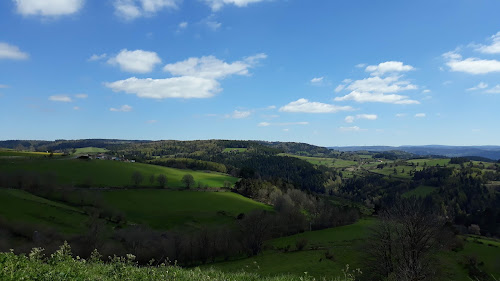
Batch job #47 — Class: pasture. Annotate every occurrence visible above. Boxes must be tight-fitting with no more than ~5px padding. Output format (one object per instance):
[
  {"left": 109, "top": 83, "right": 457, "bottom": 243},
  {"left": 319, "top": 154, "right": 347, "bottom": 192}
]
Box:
[
  {"left": 100, "top": 190, "right": 272, "bottom": 229},
  {"left": 278, "top": 154, "right": 358, "bottom": 168},
  {"left": 0, "top": 158, "right": 238, "bottom": 188},
  {"left": 73, "top": 147, "right": 108, "bottom": 154},
  {"left": 0, "top": 188, "right": 88, "bottom": 234}
]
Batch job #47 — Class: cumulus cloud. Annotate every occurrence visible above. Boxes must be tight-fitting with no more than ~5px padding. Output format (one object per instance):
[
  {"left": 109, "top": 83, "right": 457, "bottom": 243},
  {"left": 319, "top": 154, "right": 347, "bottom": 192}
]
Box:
[
  {"left": 0, "top": 42, "right": 29, "bottom": 60},
  {"left": 443, "top": 50, "right": 500, "bottom": 75},
  {"left": 204, "top": 0, "right": 267, "bottom": 11},
  {"left": 107, "top": 53, "right": 264, "bottom": 99},
  {"left": 485, "top": 85, "right": 500, "bottom": 94},
  {"left": 114, "top": 0, "right": 178, "bottom": 20},
  {"left": 105, "top": 76, "right": 220, "bottom": 99},
  {"left": 345, "top": 114, "right": 378, "bottom": 123},
  {"left": 467, "top": 82, "right": 488, "bottom": 91},
  {"left": 108, "top": 49, "right": 162, "bottom": 73},
  {"left": 365, "top": 61, "right": 414, "bottom": 76},
  {"left": 49, "top": 95, "right": 72, "bottom": 102},
  {"left": 475, "top": 31, "right": 500, "bottom": 54},
  {"left": 163, "top": 54, "right": 266, "bottom": 79},
  {"left": 335, "top": 91, "right": 419, "bottom": 104},
  {"left": 415, "top": 113, "right": 426, "bottom": 118},
  {"left": 334, "top": 75, "right": 419, "bottom": 104},
  {"left": 88, "top": 53, "right": 107, "bottom": 61},
  {"left": 279, "top": 98, "right": 353, "bottom": 113},
  {"left": 14, "top": 0, "right": 84, "bottom": 16},
  {"left": 110, "top": 105, "right": 133, "bottom": 112}
]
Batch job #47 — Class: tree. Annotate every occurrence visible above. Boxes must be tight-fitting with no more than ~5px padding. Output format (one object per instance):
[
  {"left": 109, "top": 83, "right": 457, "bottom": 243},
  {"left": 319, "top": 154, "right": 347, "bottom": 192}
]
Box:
[
  {"left": 157, "top": 174, "right": 167, "bottom": 188},
  {"left": 181, "top": 174, "right": 195, "bottom": 189},
  {"left": 364, "top": 198, "right": 445, "bottom": 281},
  {"left": 131, "top": 171, "right": 144, "bottom": 187},
  {"left": 149, "top": 174, "right": 155, "bottom": 186}
]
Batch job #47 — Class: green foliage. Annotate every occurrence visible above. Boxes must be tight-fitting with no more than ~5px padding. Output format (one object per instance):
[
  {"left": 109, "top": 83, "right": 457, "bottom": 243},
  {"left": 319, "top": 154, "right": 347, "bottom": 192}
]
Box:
[
  {"left": 0, "top": 244, "right": 358, "bottom": 281},
  {"left": 0, "top": 158, "right": 238, "bottom": 188},
  {"left": 181, "top": 174, "right": 196, "bottom": 189}
]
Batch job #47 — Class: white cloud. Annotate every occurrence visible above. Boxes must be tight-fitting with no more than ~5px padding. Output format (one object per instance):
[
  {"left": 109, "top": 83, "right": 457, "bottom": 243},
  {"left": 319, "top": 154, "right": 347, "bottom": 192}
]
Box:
[
  {"left": 335, "top": 91, "right": 419, "bottom": 104},
  {"left": 0, "top": 42, "right": 29, "bottom": 60},
  {"left": 107, "top": 53, "right": 264, "bottom": 100},
  {"left": 146, "top": 119, "right": 158, "bottom": 123},
  {"left": 88, "top": 53, "right": 107, "bottom": 61},
  {"left": 279, "top": 98, "right": 353, "bottom": 113},
  {"left": 14, "top": 0, "right": 84, "bottom": 16},
  {"left": 49, "top": 95, "right": 72, "bottom": 102},
  {"left": 443, "top": 50, "right": 500, "bottom": 74},
  {"left": 282, "top": 128, "right": 289, "bottom": 132},
  {"left": 467, "top": 82, "right": 488, "bottom": 91},
  {"left": 345, "top": 114, "right": 378, "bottom": 123},
  {"left": 73, "top": 106, "right": 80, "bottom": 110},
  {"left": 334, "top": 75, "right": 419, "bottom": 104},
  {"left": 475, "top": 31, "right": 500, "bottom": 54},
  {"left": 108, "top": 49, "right": 161, "bottom": 73},
  {"left": 178, "top": 21, "right": 188, "bottom": 29},
  {"left": 204, "top": 0, "right": 266, "bottom": 11},
  {"left": 266, "top": 105, "right": 276, "bottom": 110},
  {"left": 163, "top": 54, "right": 266, "bottom": 79},
  {"left": 259, "top": 121, "right": 308, "bottom": 127},
  {"left": 355, "top": 63, "right": 366, "bottom": 68},
  {"left": 105, "top": 76, "right": 220, "bottom": 99},
  {"left": 226, "top": 110, "right": 251, "bottom": 119},
  {"left": 334, "top": 84, "right": 345, "bottom": 93},
  {"left": 485, "top": 85, "right": 500, "bottom": 94},
  {"left": 114, "top": 0, "right": 178, "bottom": 20},
  {"left": 422, "top": 89, "right": 431, "bottom": 94},
  {"left": 346, "top": 76, "right": 417, "bottom": 93},
  {"left": 0, "top": 84, "right": 8, "bottom": 88},
  {"left": 310, "top": 77, "right": 325, "bottom": 86},
  {"left": 365, "top": 61, "right": 415, "bottom": 76},
  {"left": 110, "top": 105, "right": 133, "bottom": 112},
  {"left": 415, "top": 113, "right": 426, "bottom": 118},
  {"left": 395, "top": 113, "right": 406, "bottom": 117},
  {"left": 339, "top": 126, "right": 363, "bottom": 132},
  {"left": 75, "top": 94, "right": 88, "bottom": 99}
]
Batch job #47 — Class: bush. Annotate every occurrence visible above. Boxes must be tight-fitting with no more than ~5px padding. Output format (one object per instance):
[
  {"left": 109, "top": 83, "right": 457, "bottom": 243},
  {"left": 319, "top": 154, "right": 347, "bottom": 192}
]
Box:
[{"left": 295, "top": 238, "right": 308, "bottom": 251}]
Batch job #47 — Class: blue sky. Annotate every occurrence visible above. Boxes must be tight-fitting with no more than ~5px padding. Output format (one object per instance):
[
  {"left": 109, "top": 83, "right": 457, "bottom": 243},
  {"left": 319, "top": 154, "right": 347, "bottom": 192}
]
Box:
[{"left": 1, "top": 0, "right": 500, "bottom": 146}]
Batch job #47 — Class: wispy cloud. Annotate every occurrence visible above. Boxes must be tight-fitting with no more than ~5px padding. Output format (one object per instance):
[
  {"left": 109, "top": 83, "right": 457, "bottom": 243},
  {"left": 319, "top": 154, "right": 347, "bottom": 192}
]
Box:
[
  {"left": 0, "top": 42, "right": 29, "bottom": 60},
  {"left": 49, "top": 95, "right": 72, "bottom": 102},
  {"left": 88, "top": 53, "right": 107, "bottom": 61},
  {"left": 475, "top": 31, "right": 500, "bottom": 54},
  {"left": 258, "top": 121, "right": 309, "bottom": 127},
  {"left": 467, "top": 82, "right": 488, "bottom": 91},
  {"left": 279, "top": 98, "right": 353, "bottom": 113},
  {"left": 113, "top": 0, "right": 179, "bottom": 20},
  {"left": 339, "top": 126, "right": 365, "bottom": 132},
  {"left": 345, "top": 114, "right": 377, "bottom": 123},
  {"left": 203, "top": 0, "right": 267, "bottom": 11},
  {"left": 226, "top": 110, "right": 251, "bottom": 119},
  {"left": 110, "top": 105, "right": 133, "bottom": 112},
  {"left": 415, "top": 113, "right": 426, "bottom": 118}
]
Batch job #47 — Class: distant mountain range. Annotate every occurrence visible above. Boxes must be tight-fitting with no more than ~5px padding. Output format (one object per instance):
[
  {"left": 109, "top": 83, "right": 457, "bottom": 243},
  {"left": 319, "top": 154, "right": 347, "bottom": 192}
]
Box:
[{"left": 330, "top": 145, "right": 500, "bottom": 160}]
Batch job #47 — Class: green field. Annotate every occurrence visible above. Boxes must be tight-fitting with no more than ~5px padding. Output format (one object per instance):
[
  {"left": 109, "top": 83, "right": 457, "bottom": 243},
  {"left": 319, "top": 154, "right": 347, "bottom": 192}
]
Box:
[
  {"left": 204, "top": 219, "right": 374, "bottom": 279},
  {"left": 279, "top": 154, "right": 358, "bottom": 168},
  {"left": 407, "top": 158, "right": 451, "bottom": 167},
  {"left": 0, "top": 150, "right": 63, "bottom": 158},
  {"left": 402, "top": 185, "right": 436, "bottom": 198},
  {"left": 0, "top": 158, "right": 238, "bottom": 188},
  {"left": 74, "top": 147, "right": 108, "bottom": 154},
  {"left": 0, "top": 188, "right": 88, "bottom": 233},
  {"left": 223, "top": 148, "right": 248, "bottom": 153},
  {"left": 101, "top": 190, "right": 272, "bottom": 229}
]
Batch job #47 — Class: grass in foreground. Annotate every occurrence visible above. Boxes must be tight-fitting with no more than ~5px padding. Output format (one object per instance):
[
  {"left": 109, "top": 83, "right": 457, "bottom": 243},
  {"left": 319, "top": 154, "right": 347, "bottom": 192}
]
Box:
[
  {"left": 101, "top": 190, "right": 272, "bottom": 229},
  {"left": 0, "top": 243, "right": 358, "bottom": 281},
  {"left": 0, "top": 158, "right": 238, "bottom": 188}
]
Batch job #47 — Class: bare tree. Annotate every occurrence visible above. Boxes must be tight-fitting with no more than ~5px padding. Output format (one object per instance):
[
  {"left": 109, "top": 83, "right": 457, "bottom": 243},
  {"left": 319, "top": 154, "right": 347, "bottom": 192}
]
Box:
[{"left": 131, "top": 171, "right": 144, "bottom": 187}]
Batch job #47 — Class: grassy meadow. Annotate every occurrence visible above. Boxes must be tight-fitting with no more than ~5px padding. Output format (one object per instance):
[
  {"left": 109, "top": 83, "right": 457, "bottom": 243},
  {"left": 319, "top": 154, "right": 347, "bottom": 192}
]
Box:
[
  {"left": 0, "top": 158, "right": 238, "bottom": 188},
  {"left": 101, "top": 190, "right": 272, "bottom": 229}
]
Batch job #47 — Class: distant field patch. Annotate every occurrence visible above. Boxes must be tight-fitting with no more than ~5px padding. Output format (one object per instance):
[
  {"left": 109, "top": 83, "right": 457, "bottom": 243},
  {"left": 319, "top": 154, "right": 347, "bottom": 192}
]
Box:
[
  {"left": 279, "top": 154, "right": 358, "bottom": 168},
  {"left": 0, "top": 150, "right": 63, "bottom": 158},
  {"left": 223, "top": 148, "right": 248, "bottom": 153},
  {"left": 0, "top": 158, "right": 238, "bottom": 188},
  {"left": 101, "top": 190, "right": 271, "bottom": 229},
  {"left": 74, "top": 147, "right": 108, "bottom": 154},
  {"left": 402, "top": 185, "right": 436, "bottom": 198},
  {"left": 407, "top": 158, "right": 451, "bottom": 167}
]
